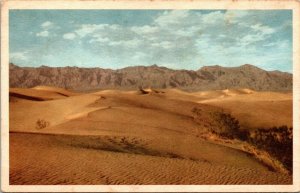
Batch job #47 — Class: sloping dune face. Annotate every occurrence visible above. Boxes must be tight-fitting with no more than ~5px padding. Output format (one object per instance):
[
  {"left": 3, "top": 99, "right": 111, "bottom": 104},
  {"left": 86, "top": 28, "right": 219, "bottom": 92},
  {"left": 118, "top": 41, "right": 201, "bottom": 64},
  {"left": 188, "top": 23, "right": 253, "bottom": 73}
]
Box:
[
  {"left": 10, "top": 86, "right": 78, "bottom": 101},
  {"left": 9, "top": 87, "right": 292, "bottom": 185},
  {"left": 32, "top": 86, "right": 79, "bottom": 97},
  {"left": 197, "top": 90, "right": 292, "bottom": 129},
  {"left": 163, "top": 89, "right": 292, "bottom": 129}
]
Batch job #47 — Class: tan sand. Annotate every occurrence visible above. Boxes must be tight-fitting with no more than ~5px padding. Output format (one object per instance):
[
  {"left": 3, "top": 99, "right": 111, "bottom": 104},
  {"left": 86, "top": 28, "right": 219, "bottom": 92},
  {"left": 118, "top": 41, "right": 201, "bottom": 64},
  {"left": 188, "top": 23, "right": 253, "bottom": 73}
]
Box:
[
  {"left": 9, "top": 87, "right": 292, "bottom": 185},
  {"left": 198, "top": 91, "right": 292, "bottom": 129}
]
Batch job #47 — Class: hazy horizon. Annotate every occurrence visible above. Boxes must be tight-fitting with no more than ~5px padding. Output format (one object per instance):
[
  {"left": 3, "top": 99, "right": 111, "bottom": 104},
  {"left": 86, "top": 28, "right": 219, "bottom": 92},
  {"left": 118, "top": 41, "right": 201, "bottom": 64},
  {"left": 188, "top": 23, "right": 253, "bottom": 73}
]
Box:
[{"left": 10, "top": 10, "right": 292, "bottom": 72}]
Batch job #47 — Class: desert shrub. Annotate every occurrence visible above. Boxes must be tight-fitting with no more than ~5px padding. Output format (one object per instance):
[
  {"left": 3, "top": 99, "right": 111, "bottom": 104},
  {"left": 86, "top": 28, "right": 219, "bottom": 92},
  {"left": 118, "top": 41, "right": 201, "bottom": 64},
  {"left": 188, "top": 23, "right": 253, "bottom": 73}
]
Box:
[
  {"left": 36, "top": 119, "right": 50, "bottom": 129},
  {"left": 236, "top": 129, "right": 250, "bottom": 141},
  {"left": 192, "top": 107, "right": 246, "bottom": 139},
  {"left": 248, "top": 126, "right": 293, "bottom": 172},
  {"left": 209, "top": 111, "right": 241, "bottom": 139},
  {"left": 192, "top": 106, "right": 292, "bottom": 172},
  {"left": 191, "top": 107, "right": 203, "bottom": 117}
]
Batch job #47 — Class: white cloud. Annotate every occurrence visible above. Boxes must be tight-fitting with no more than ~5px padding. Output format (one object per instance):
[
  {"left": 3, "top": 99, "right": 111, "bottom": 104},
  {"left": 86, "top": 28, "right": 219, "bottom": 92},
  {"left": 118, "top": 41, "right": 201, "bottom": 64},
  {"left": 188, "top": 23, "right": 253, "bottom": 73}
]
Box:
[
  {"left": 202, "top": 11, "right": 223, "bottom": 24},
  {"left": 63, "top": 33, "right": 76, "bottom": 40},
  {"left": 108, "top": 39, "right": 141, "bottom": 48},
  {"left": 151, "top": 41, "right": 174, "bottom": 49},
  {"left": 174, "top": 26, "right": 200, "bottom": 37},
  {"left": 36, "top": 21, "right": 58, "bottom": 38},
  {"left": 75, "top": 24, "right": 105, "bottom": 37},
  {"left": 154, "top": 10, "right": 190, "bottom": 26},
  {"left": 75, "top": 23, "right": 142, "bottom": 48},
  {"left": 239, "top": 34, "right": 265, "bottom": 46},
  {"left": 10, "top": 52, "right": 28, "bottom": 61},
  {"left": 75, "top": 24, "right": 120, "bottom": 38},
  {"left": 41, "top": 21, "right": 53, "bottom": 29},
  {"left": 36, "top": 30, "right": 49, "bottom": 37},
  {"left": 264, "top": 40, "right": 290, "bottom": 49},
  {"left": 238, "top": 24, "right": 276, "bottom": 46},
  {"left": 250, "top": 23, "right": 276, "bottom": 35},
  {"left": 224, "top": 10, "right": 250, "bottom": 24},
  {"left": 89, "top": 37, "right": 110, "bottom": 43},
  {"left": 218, "top": 34, "right": 226, "bottom": 38},
  {"left": 131, "top": 25, "right": 159, "bottom": 34}
]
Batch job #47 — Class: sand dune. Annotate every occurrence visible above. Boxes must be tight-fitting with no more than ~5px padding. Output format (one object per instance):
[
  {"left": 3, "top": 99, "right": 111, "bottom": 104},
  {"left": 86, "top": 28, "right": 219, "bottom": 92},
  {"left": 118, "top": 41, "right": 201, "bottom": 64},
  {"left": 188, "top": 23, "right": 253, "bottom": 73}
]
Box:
[
  {"left": 9, "top": 90, "right": 99, "bottom": 132},
  {"left": 9, "top": 87, "right": 292, "bottom": 184},
  {"left": 161, "top": 88, "right": 292, "bottom": 129},
  {"left": 10, "top": 88, "right": 67, "bottom": 101},
  {"left": 10, "top": 133, "right": 291, "bottom": 185},
  {"left": 32, "top": 85, "right": 78, "bottom": 96},
  {"left": 10, "top": 86, "right": 79, "bottom": 101},
  {"left": 198, "top": 91, "right": 292, "bottom": 129}
]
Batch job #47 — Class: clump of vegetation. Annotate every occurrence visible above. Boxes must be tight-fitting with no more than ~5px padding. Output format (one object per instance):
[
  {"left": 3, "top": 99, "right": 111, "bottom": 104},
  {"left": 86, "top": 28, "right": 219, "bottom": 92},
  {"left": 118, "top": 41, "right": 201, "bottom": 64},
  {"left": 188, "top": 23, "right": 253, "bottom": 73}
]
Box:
[
  {"left": 192, "top": 107, "right": 247, "bottom": 140},
  {"left": 248, "top": 126, "right": 293, "bottom": 172},
  {"left": 192, "top": 107, "right": 292, "bottom": 173},
  {"left": 36, "top": 119, "right": 50, "bottom": 129},
  {"left": 209, "top": 111, "right": 241, "bottom": 139}
]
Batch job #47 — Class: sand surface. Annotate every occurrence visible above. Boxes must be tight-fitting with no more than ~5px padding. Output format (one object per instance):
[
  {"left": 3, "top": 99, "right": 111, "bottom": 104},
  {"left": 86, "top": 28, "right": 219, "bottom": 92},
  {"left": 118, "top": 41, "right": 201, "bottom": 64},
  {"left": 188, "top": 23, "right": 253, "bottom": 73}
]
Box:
[{"left": 9, "top": 87, "right": 292, "bottom": 184}]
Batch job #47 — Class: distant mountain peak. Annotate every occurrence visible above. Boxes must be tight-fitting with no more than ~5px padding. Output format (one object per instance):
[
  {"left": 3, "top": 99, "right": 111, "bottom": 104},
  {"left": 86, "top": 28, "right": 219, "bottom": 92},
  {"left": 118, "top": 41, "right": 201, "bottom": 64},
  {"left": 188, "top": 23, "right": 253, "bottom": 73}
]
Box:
[
  {"left": 9, "top": 63, "right": 292, "bottom": 91},
  {"left": 240, "top": 64, "right": 261, "bottom": 69},
  {"left": 241, "top": 64, "right": 253, "bottom": 67},
  {"left": 40, "top": 65, "right": 50, "bottom": 68}
]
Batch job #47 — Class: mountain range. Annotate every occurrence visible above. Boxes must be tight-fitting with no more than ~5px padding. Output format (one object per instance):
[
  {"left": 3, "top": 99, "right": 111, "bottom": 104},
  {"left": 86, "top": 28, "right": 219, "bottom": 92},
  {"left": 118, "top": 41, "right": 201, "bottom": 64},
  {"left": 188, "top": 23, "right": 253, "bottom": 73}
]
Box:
[{"left": 9, "top": 63, "right": 292, "bottom": 91}]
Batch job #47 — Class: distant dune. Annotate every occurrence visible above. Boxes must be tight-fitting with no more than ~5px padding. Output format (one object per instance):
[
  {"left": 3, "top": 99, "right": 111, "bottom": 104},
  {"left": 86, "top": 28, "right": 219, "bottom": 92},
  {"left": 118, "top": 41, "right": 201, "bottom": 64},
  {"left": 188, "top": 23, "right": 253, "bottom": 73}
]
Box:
[
  {"left": 9, "top": 86, "right": 292, "bottom": 185},
  {"left": 9, "top": 63, "right": 292, "bottom": 91},
  {"left": 9, "top": 86, "right": 77, "bottom": 101}
]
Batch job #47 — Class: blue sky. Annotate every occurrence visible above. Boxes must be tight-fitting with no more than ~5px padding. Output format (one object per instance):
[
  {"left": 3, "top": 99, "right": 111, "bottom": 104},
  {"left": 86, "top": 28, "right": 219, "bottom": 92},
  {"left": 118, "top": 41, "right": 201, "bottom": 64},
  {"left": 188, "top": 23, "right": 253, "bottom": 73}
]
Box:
[{"left": 9, "top": 10, "right": 292, "bottom": 72}]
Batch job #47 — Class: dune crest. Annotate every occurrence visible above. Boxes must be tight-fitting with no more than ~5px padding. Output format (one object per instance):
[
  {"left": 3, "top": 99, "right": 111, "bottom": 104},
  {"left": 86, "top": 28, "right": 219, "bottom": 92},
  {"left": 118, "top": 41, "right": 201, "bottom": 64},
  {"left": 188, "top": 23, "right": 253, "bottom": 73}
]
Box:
[{"left": 32, "top": 85, "right": 78, "bottom": 97}]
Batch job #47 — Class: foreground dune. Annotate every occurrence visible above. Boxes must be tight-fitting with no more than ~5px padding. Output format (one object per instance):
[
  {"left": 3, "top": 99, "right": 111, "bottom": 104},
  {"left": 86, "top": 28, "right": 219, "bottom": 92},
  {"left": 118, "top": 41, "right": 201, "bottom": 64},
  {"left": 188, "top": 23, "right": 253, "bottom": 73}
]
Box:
[{"left": 9, "top": 87, "right": 292, "bottom": 184}]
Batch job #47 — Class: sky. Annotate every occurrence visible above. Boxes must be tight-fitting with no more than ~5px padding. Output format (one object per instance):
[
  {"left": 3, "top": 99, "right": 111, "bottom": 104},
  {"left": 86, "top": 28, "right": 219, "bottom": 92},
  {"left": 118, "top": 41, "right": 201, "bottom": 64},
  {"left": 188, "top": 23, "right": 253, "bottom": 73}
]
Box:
[{"left": 9, "top": 10, "right": 292, "bottom": 72}]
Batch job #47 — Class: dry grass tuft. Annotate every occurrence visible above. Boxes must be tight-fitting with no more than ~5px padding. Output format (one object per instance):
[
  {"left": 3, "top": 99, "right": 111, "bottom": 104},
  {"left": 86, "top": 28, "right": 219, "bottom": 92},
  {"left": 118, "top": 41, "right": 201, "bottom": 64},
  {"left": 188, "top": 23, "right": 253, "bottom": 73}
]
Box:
[{"left": 36, "top": 119, "right": 50, "bottom": 129}]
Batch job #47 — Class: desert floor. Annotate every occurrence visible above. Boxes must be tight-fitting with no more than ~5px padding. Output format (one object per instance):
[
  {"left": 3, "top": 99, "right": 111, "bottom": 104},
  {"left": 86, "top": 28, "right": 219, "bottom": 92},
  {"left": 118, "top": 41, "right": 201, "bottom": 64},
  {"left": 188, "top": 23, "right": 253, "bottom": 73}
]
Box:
[{"left": 9, "top": 86, "right": 292, "bottom": 184}]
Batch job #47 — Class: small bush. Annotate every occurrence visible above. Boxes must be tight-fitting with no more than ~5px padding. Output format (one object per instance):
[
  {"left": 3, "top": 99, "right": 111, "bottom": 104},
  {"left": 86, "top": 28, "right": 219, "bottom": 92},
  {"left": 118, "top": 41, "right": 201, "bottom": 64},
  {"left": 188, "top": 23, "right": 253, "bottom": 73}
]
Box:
[
  {"left": 192, "top": 107, "right": 245, "bottom": 139},
  {"left": 36, "top": 119, "right": 50, "bottom": 129},
  {"left": 248, "top": 126, "right": 293, "bottom": 172},
  {"left": 209, "top": 111, "right": 241, "bottom": 139}
]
